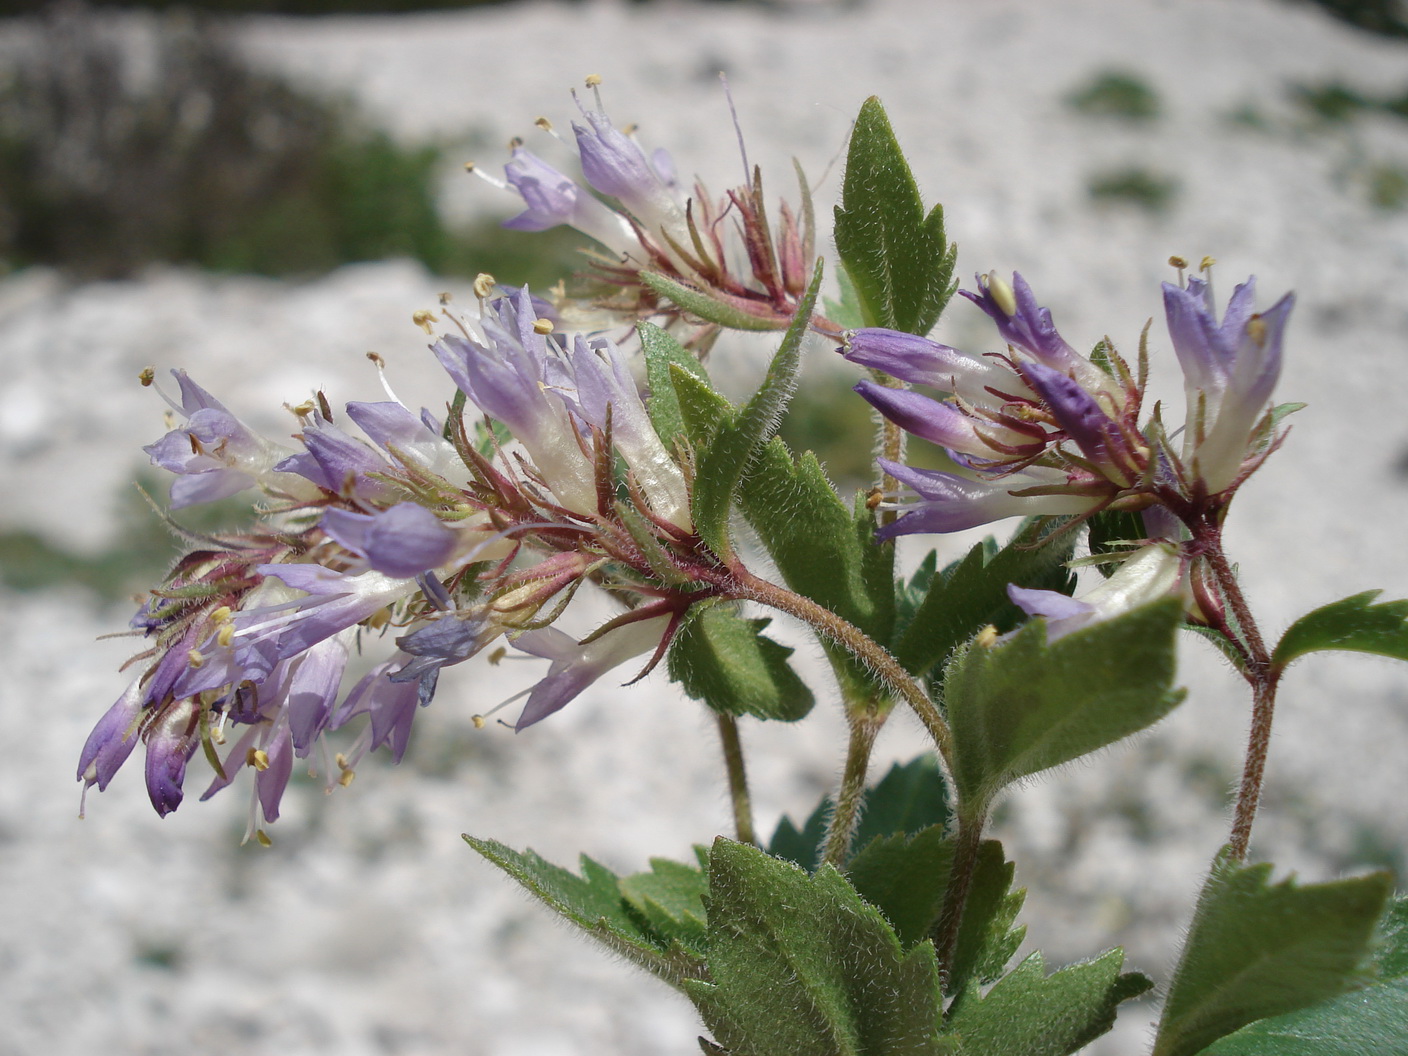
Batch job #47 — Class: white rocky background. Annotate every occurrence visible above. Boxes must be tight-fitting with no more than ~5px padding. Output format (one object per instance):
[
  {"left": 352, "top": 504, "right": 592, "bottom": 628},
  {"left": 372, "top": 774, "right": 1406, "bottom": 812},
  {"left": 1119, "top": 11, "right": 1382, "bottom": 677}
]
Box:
[{"left": 3, "top": 0, "right": 1408, "bottom": 1053}]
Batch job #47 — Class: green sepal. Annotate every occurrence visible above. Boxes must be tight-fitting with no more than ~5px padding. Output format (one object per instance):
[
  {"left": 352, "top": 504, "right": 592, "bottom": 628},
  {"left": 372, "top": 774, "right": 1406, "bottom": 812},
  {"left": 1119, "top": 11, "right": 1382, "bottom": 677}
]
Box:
[
  {"left": 1151, "top": 849, "right": 1394, "bottom": 1056},
  {"left": 641, "top": 270, "right": 791, "bottom": 332},
  {"left": 1085, "top": 508, "right": 1149, "bottom": 578},
  {"left": 463, "top": 837, "right": 708, "bottom": 989},
  {"left": 684, "top": 838, "right": 954, "bottom": 1056},
  {"left": 893, "top": 521, "right": 1077, "bottom": 678},
  {"left": 847, "top": 831, "right": 1025, "bottom": 997},
  {"left": 640, "top": 321, "right": 710, "bottom": 449},
  {"left": 833, "top": 96, "right": 957, "bottom": 335},
  {"left": 667, "top": 602, "right": 815, "bottom": 721},
  {"left": 943, "top": 599, "right": 1185, "bottom": 811},
  {"left": 690, "top": 265, "right": 823, "bottom": 558},
  {"left": 944, "top": 948, "right": 1153, "bottom": 1056},
  {"left": 1272, "top": 590, "right": 1408, "bottom": 669},
  {"left": 769, "top": 754, "right": 951, "bottom": 871}
]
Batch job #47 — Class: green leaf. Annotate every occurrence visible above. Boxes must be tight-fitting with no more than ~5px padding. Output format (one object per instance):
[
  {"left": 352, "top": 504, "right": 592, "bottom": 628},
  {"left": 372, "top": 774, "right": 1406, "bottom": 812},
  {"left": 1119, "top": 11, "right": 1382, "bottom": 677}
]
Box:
[
  {"left": 943, "top": 599, "right": 1185, "bottom": 811},
  {"left": 640, "top": 270, "right": 791, "bottom": 332},
  {"left": 1201, "top": 894, "right": 1408, "bottom": 1055},
  {"left": 945, "top": 949, "right": 1152, "bottom": 1056},
  {"left": 824, "top": 264, "right": 868, "bottom": 329},
  {"left": 685, "top": 838, "right": 954, "bottom": 1056},
  {"left": 671, "top": 362, "right": 735, "bottom": 448},
  {"left": 1272, "top": 590, "right": 1408, "bottom": 669},
  {"left": 768, "top": 754, "right": 951, "bottom": 871},
  {"left": 738, "top": 441, "right": 896, "bottom": 645},
  {"left": 667, "top": 602, "right": 816, "bottom": 721},
  {"left": 619, "top": 849, "right": 712, "bottom": 957},
  {"left": 847, "top": 831, "right": 1025, "bottom": 993},
  {"left": 833, "top": 96, "right": 957, "bottom": 335},
  {"left": 1085, "top": 508, "right": 1149, "bottom": 578},
  {"left": 893, "top": 521, "right": 1077, "bottom": 678},
  {"left": 640, "top": 321, "right": 710, "bottom": 449},
  {"left": 464, "top": 837, "right": 707, "bottom": 988},
  {"left": 691, "top": 265, "right": 823, "bottom": 558},
  {"left": 1151, "top": 850, "right": 1393, "bottom": 1056}
]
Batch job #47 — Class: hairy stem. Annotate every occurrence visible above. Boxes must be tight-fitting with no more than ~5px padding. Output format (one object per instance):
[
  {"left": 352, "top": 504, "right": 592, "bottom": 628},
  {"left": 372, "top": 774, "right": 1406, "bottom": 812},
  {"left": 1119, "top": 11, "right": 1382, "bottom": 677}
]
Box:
[
  {"left": 820, "top": 706, "right": 886, "bottom": 869},
  {"left": 729, "top": 567, "right": 953, "bottom": 765},
  {"left": 932, "top": 807, "right": 986, "bottom": 991},
  {"left": 715, "top": 712, "right": 756, "bottom": 846},
  {"left": 1198, "top": 520, "right": 1279, "bottom": 861}
]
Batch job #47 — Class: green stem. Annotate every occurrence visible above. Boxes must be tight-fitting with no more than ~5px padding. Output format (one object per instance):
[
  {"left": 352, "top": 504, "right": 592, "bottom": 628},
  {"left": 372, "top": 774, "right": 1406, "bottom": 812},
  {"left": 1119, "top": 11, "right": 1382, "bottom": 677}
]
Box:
[
  {"left": 869, "top": 367, "right": 907, "bottom": 529},
  {"left": 820, "top": 706, "right": 886, "bottom": 869},
  {"left": 715, "top": 712, "right": 756, "bottom": 846},
  {"left": 932, "top": 807, "right": 986, "bottom": 993},
  {"left": 729, "top": 567, "right": 953, "bottom": 766}
]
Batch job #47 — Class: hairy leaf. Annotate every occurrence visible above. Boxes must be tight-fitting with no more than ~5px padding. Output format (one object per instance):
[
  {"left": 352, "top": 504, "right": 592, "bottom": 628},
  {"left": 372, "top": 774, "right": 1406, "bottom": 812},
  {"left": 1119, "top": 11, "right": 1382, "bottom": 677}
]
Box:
[
  {"left": 894, "top": 522, "right": 1076, "bottom": 678},
  {"left": 943, "top": 599, "right": 1185, "bottom": 811},
  {"left": 640, "top": 321, "right": 710, "bottom": 449},
  {"left": 1152, "top": 850, "right": 1393, "bottom": 1056},
  {"left": 691, "top": 266, "right": 823, "bottom": 558},
  {"left": 641, "top": 270, "right": 790, "bottom": 332},
  {"left": 834, "top": 96, "right": 957, "bottom": 335},
  {"left": 685, "top": 838, "right": 953, "bottom": 1056},
  {"left": 945, "top": 949, "right": 1152, "bottom": 1056},
  {"left": 1273, "top": 590, "right": 1408, "bottom": 669},
  {"left": 619, "top": 849, "right": 712, "bottom": 957},
  {"left": 464, "top": 837, "right": 707, "bottom": 989},
  {"left": 667, "top": 603, "right": 815, "bottom": 721}
]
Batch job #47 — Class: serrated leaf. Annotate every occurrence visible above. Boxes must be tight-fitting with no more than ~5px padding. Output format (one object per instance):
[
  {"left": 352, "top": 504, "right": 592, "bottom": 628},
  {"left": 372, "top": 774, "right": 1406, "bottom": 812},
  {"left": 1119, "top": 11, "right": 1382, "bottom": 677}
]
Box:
[
  {"left": 768, "top": 754, "right": 951, "bottom": 872},
  {"left": 824, "top": 265, "right": 868, "bottom": 330},
  {"left": 685, "top": 838, "right": 954, "bottom": 1056},
  {"left": 834, "top": 97, "right": 957, "bottom": 335},
  {"left": 948, "top": 841, "right": 1028, "bottom": 996},
  {"left": 641, "top": 270, "right": 790, "bottom": 332},
  {"left": 691, "top": 266, "right": 823, "bottom": 558},
  {"left": 640, "top": 321, "right": 710, "bottom": 448},
  {"left": 619, "top": 849, "right": 711, "bottom": 956},
  {"left": 465, "top": 837, "right": 707, "bottom": 988},
  {"left": 667, "top": 603, "right": 815, "bottom": 721},
  {"left": 894, "top": 521, "right": 1077, "bottom": 678},
  {"left": 1151, "top": 850, "right": 1393, "bottom": 1056},
  {"left": 671, "top": 362, "right": 735, "bottom": 448},
  {"left": 1375, "top": 896, "right": 1408, "bottom": 978},
  {"left": 945, "top": 949, "right": 1152, "bottom": 1056},
  {"left": 1273, "top": 590, "right": 1408, "bottom": 669},
  {"left": 943, "top": 599, "right": 1185, "bottom": 810}
]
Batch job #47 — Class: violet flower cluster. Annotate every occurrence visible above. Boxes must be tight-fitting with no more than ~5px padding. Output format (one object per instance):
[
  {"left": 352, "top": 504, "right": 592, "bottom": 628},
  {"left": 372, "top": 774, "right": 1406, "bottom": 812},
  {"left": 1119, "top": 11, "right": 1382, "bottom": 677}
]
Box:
[
  {"left": 473, "top": 77, "right": 817, "bottom": 342},
  {"left": 79, "top": 284, "right": 729, "bottom": 841},
  {"left": 841, "top": 263, "right": 1294, "bottom": 632}
]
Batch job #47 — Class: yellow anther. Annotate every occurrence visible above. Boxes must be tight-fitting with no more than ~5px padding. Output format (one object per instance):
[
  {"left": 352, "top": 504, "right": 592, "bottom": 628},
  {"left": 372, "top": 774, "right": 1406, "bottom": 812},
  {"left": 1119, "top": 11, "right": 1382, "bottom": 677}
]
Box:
[
  {"left": 1167, "top": 255, "right": 1188, "bottom": 269},
  {"left": 472, "top": 715, "right": 486, "bottom": 729},
  {"left": 534, "top": 116, "right": 553, "bottom": 132},
  {"left": 366, "top": 351, "right": 386, "bottom": 369},
  {"left": 210, "top": 726, "right": 225, "bottom": 746},
  {"left": 247, "top": 748, "right": 270, "bottom": 771},
  {"left": 338, "top": 769, "right": 356, "bottom": 788},
  {"left": 186, "top": 648, "right": 205, "bottom": 669},
  {"left": 1246, "top": 315, "right": 1267, "bottom": 344},
  {"left": 439, "top": 291, "right": 452, "bottom": 305},
  {"left": 216, "top": 623, "right": 235, "bottom": 648},
  {"left": 412, "top": 309, "right": 437, "bottom": 334},
  {"left": 585, "top": 73, "right": 602, "bottom": 87},
  {"left": 138, "top": 366, "right": 155, "bottom": 387},
  {"left": 255, "top": 829, "right": 273, "bottom": 847},
  {"left": 463, "top": 160, "right": 476, "bottom": 172},
  {"left": 1200, "top": 255, "right": 1216, "bottom": 271},
  {"left": 211, "top": 605, "right": 232, "bottom": 623},
  {"left": 985, "top": 271, "right": 1017, "bottom": 317},
  {"left": 473, "top": 273, "right": 497, "bottom": 299},
  {"left": 975, "top": 625, "right": 1000, "bottom": 648},
  {"left": 289, "top": 399, "right": 316, "bottom": 418},
  {"left": 487, "top": 646, "right": 507, "bottom": 666},
  {"left": 532, "top": 317, "right": 554, "bottom": 335}
]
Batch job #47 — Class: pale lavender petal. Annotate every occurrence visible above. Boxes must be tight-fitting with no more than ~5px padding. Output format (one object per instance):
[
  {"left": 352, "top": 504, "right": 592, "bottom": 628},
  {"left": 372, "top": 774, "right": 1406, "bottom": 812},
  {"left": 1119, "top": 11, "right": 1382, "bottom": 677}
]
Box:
[
  {"left": 853, "top": 381, "right": 984, "bottom": 452},
  {"left": 321, "top": 504, "right": 456, "bottom": 579},
  {"left": 77, "top": 680, "right": 144, "bottom": 792}
]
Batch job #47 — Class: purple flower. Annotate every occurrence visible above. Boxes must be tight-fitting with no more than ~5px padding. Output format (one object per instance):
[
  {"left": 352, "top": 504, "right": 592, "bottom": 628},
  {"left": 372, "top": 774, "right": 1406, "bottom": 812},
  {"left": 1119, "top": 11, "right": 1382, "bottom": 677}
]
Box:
[
  {"left": 274, "top": 415, "right": 395, "bottom": 500},
  {"left": 321, "top": 503, "right": 458, "bottom": 579},
  {"left": 572, "top": 91, "right": 681, "bottom": 231},
  {"left": 391, "top": 614, "right": 495, "bottom": 707},
  {"left": 502, "top": 145, "right": 634, "bottom": 251},
  {"left": 143, "top": 699, "right": 200, "bottom": 817},
  {"left": 1163, "top": 277, "right": 1295, "bottom": 493},
  {"left": 874, "top": 459, "right": 1096, "bottom": 540},
  {"left": 1008, "top": 544, "right": 1184, "bottom": 642},
  {"left": 511, "top": 614, "right": 671, "bottom": 729},
  {"left": 77, "top": 680, "right": 144, "bottom": 808}
]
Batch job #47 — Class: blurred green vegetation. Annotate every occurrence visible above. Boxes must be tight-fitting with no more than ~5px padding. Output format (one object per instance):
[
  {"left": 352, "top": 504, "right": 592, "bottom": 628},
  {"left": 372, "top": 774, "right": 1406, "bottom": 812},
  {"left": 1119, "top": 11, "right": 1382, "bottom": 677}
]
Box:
[
  {"left": 1066, "top": 70, "right": 1161, "bottom": 123},
  {"left": 0, "top": 475, "right": 254, "bottom": 601},
  {"left": 1291, "top": 80, "right": 1408, "bottom": 124},
  {"left": 0, "top": 5, "right": 585, "bottom": 285},
  {"left": 1086, "top": 167, "right": 1179, "bottom": 213}
]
